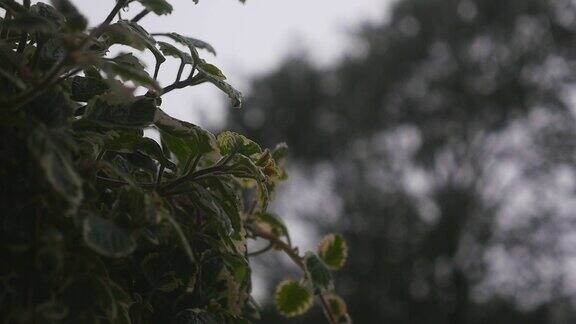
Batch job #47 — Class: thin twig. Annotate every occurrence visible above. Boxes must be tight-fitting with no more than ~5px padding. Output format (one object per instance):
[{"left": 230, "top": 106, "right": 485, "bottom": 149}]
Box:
[
  {"left": 131, "top": 9, "right": 150, "bottom": 23},
  {"left": 92, "top": 0, "right": 129, "bottom": 38},
  {"left": 175, "top": 62, "right": 185, "bottom": 82},
  {"left": 184, "top": 153, "right": 201, "bottom": 175},
  {"left": 161, "top": 74, "right": 204, "bottom": 95},
  {"left": 155, "top": 165, "right": 166, "bottom": 190},
  {"left": 250, "top": 225, "right": 338, "bottom": 324}
]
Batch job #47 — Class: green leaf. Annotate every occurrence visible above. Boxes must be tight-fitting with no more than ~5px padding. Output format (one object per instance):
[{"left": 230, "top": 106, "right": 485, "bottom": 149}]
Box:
[
  {"left": 31, "top": 3, "right": 65, "bottom": 29},
  {"left": 304, "top": 252, "right": 334, "bottom": 294},
  {"left": 197, "top": 63, "right": 243, "bottom": 108},
  {"left": 102, "top": 53, "right": 160, "bottom": 91},
  {"left": 84, "top": 94, "right": 157, "bottom": 129},
  {"left": 50, "top": 0, "right": 87, "bottom": 31},
  {"left": 134, "top": 137, "right": 176, "bottom": 170},
  {"left": 272, "top": 142, "right": 289, "bottom": 161},
  {"left": 217, "top": 131, "right": 261, "bottom": 156},
  {"left": 253, "top": 212, "right": 287, "bottom": 238},
  {"left": 317, "top": 234, "right": 348, "bottom": 270},
  {"left": 40, "top": 37, "right": 65, "bottom": 61},
  {"left": 155, "top": 108, "right": 216, "bottom": 163},
  {"left": 153, "top": 32, "right": 216, "bottom": 57},
  {"left": 3, "top": 12, "right": 54, "bottom": 33},
  {"left": 28, "top": 128, "right": 83, "bottom": 209},
  {"left": 103, "top": 129, "right": 144, "bottom": 151},
  {"left": 83, "top": 215, "right": 136, "bottom": 258},
  {"left": 104, "top": 20, "right": 165, "bottom": 78},
  {"left": 136, "top": 0, "right": 173, "bottom": 15},
  {"left": 192, "top": 183, "right": 234, "bottom": 236},
  {"left": 205, "top": 177, "right": 242, "bottom": 232},
  {"left": 173, "top": 309, "right": 223, "bottom": 324},
  {"left": 157, "top": 41, "right": 193, "bottom": 64},
  {"left": 197, "top": 61, "right": 225, "bottom": 79},
  {"left": 274, "top": 280, "right": 313, "bottom": 317},
  {"left": 221, "top": 254, "right": 250, "bottom": 282},
  {"left": 324, "top": 294, "right": 351, "bottom": 323},
  {"left": 153, "top": 33, "right": 243, "bottom": 106},
  {"left": 102, "top": 24, "right": 148, "bottom": 51},
  {"left": 228, "top": 154, "right": 265, "bottom": 182},
  {"left": 70, "top": 76, "right": 109, "bottom": 102}
]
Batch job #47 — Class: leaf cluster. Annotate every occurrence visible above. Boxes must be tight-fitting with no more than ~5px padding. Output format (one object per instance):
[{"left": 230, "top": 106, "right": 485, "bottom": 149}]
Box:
[{"left": 0, "top": 0, "right": 349, "bottom": 323}]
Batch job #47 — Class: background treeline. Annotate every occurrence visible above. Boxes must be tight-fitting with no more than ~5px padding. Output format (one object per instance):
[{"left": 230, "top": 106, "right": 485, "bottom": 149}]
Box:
[{"left": 226, "top": 0, "right": 576, "bottom": 323}]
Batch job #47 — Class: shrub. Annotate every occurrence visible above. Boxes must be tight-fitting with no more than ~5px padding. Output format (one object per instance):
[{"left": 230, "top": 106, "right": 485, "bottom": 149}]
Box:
[{"left": 0, "top": 0, "right": 350, "bottom": 323}]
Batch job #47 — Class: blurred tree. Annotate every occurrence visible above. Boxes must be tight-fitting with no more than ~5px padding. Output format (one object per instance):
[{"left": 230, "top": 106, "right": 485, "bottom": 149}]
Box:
[{"left": 227, "top": 0, "right": 576, "bottom": 323}]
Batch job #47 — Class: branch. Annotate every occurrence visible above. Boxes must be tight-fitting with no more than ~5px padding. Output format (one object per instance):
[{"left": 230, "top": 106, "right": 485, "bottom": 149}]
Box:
[{"left": 249, "top": 225, "right": 337, "bottom": 324}]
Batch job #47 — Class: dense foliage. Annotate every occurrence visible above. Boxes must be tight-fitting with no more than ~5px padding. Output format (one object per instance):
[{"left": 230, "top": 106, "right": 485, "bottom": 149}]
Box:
[
  {"left": 0, "top": 0, "right": 349, "bottom": 323},
  {"left": 229, "top": 0, "right": 576, "bottom": 323}
]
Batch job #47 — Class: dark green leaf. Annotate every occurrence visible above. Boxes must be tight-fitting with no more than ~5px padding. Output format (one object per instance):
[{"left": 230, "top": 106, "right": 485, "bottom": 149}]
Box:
[
  {"left": 155, "top": 108, "right": 216, "bottom": 163},
  {"left": 274, "top": 280, "right": 313, "bottom": 317},
  {"left": 324, "top": 294, "right": 350, "bottom": 323},
  {"left": 217, "top": 131, "right": 261, "bottom": 156},
  {"left": 3, "top": 12, "right": 54, "bottom": 33},
  {"left": 83, "top": 215, "right": 136, "bottom": 257},
  {"left": 317, "top": 234, "right": 348, "bottom": 270},
  {"left": 196, "top": 62, "right": 243, "bottom": 108},
  {"left": 304, "top": 252, "right": 334, "bottom": 294},
  {"left": 173, "top": 309, "right": 223, "bottom": 324},
  {"left": 153, "top": 32, "right": 215, "bottom": 57},
  {"left": 70, "top": 76, "right": 109, "bottom": 102},
  {"left": 157, "top": 41, "right": 193, "bottom": 64},
  {"left": 31, "top": 3, "right": 65, "bottom": 29},
  {"left": 228, "top": 154, "right": 265, "bottom": 182},
  {"left": 137, "top": 0, "right": 173, "bottom": 15},
  {"left": 134, "top": 137, "right": 176, "bottom": 170},
  {"left": 28, "top": 128, "right": 83, "bottom": 209},
  {"left": 253, "top": 212, "right": 287, "bottom": 238},
  {"left": 192, "top": 183, "right": 233, "bottom": 236},
  {"left": 40, "top": 37, "right": 65, "bottom": 63},
  {"left": 50, "top": 0, "right": 87, "bottom": 31},
  {"left": 102, "top": 53, "right": 160, "bottom": 91},
  {"left": 115, "top": 20, "right": 165, "bottom": 66},
  {"left": 84, "top": 94, "right": 157, "bottom": 129}
]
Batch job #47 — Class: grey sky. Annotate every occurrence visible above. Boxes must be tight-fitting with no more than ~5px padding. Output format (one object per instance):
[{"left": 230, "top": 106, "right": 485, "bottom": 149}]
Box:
[{"left": 76, "top": 0, "right": 391, "bottom": 126}]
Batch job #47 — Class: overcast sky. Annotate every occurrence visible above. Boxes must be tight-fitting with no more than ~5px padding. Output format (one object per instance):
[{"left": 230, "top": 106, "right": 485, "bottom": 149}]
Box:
[{"left": 76, "top": 0, "right": 392, "bottom": 126}]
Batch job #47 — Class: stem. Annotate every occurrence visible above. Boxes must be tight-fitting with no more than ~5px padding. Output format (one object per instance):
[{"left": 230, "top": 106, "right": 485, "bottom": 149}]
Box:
[
  {"left": 247, "top": 242, "right": 273, "bottom": 257},
  {"left": 161, "top": 74, "right": 205, "bottom": 96},
  {"left": 131, "top": 9, "right": 150, "bottom": 23},
  {"left": 184, "top": 153, "right": 201, "bottom": 175},
  {"left": 91, "top": 0, "right": 129, "bottom": 38},
  {"left": 175, "top": 62, "right": 185, "bottom": 83},
  {"left": 155, "top": 164, "right": 166, "bottom": 189},
  {"left": 250, "top": 225, "right": 337, "bottom": 324}
]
